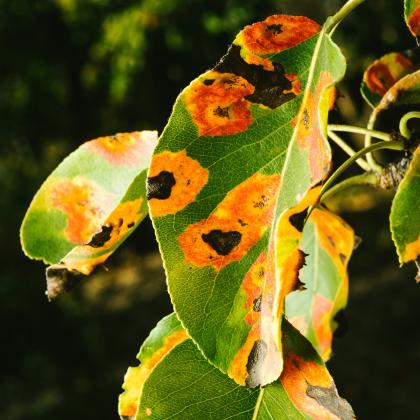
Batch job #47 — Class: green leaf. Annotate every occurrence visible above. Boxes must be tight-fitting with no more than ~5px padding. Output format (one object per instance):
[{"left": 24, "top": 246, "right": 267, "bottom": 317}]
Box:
[
  {"left": 118, "top": 314, "right": 187, "bottom": 420},
  {"left": 391, "top": 144, "right": 420, "bottom": 269},
  {"left": 125, "top": 315, "right": 354, "bottom": 420},
  {"left": 147, "top": 14, "right": 346, "bottom": 386},
  {"left": 20, "top": 131, "right": 158, "bottom": 298},
  {"left": 361, "top": 49, "right": 420, "bottom": 108},
  {"left": 286, "top": 208, "right": 354, "bottom": 360},
  {"left": 405, "top": 0, "right": 420, "bottom": 40}
]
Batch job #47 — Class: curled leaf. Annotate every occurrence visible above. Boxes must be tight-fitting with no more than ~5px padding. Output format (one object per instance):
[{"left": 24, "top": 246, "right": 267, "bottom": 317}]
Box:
[
  {"left": 20, "top": 131, "right": 158, "bottom": 298},
  {"left": 286, "top": 208, "right": 355, "bottom": 360}
]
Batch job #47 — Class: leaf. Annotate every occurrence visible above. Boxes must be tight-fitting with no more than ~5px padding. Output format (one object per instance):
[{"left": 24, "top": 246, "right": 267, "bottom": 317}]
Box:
[
  {"left": 147, "top": 14, "right": 346, "bottom": 387},
  {"left": 286, "top": 208, "right": 354, "bottom": 360},
  {"left": 21, "top": 131, "right": 158, "bottom": 298},
  {"left": 128, "top": 314, "right": 354, "bottom": 420},
  {"left": 390, "top": 144, "right": 420, "bottom": 271},
  {"left": 405, "top": 0, "right": 420, "bottom": 41},
  {"left": 118, "top": 314, "right": 188, "bottom": 420},
  {"left": 361, "top": 49, "right": 420, "bottom": 108},
  {"left": 368, "top": 69, "right": 420, "bottom": 140}
]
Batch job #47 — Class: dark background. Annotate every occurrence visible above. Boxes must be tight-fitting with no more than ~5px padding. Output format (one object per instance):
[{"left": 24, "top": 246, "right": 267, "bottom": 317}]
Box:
[{"left": 1, "top": 1, "right": 419, "bottom": 419}]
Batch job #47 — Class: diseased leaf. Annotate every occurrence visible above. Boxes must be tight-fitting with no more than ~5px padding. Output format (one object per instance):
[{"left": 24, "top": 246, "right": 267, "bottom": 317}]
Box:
[
  {"left": 20, "top": 131, "right": 158, "bottom": 298},
  {"left": 405, "top": 0, "right": 420, "bottom": 40},
  {"left": 118, "top": 314, "right": 187, "bottom": 420},
  {"left": 147, "top": 14, "right": 346, "bottom": 387},
  {"left": 361, "top": 49, "right": 420, "bottom": 108},
  {"left": 286, "top": 208, "right": 355, "bottom": 360},
  {"left": 129, "top": 315, "right": 354, "bottom": 420},
  {"left": 391, "top": 145, "right": 420, "bottom": 271},
  {"left": 368, "top": 69, "right": 420, "bottom": 140}
]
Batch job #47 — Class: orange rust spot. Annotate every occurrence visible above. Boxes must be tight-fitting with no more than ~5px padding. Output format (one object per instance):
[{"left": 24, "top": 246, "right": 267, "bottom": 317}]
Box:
[
  {"left": 89, "top": 131, "right": 157, "bottom": 166},
  {"left": 408, "top": 7, "right": 420, "bottom": 36},
  {"left": 50, "top": 177, "right": 115, "bottom": 244},
  {"left": 184, "top": 70, "right": 254, "bottom": 136},
  {"left": 295, "top": 71, "right": 334, "bottom": 181},
  {"left": 281, "top": 353, "right": 338, "bottom": 419},
  {"left": 148, "top": 150, "right": 208, "bottom": 217},
  {"left": 364, "top": 53, "right": 415, "bottom": 96},
  {"left": 403, "top": 233, "right": 420, "bottom": 262},
  {"left": 235, "top": 15, "right": 320, "bottom": 70},
  {"left": 178, "top": 173, "right": 280, "bottom": 270},
  {"left": 228, "top": 324, "right": 260, "bottom": 385},
  {"left": 284, "top": 74, "right": 302, "bottom": 96},
  {"left": 242, "top": 253, "right": 267, "bottom": 325},
  {"left": 118, "top": 330, "right": 187, "bottom": 418},
  {"left": 63, "top": 199, "right": 143, "bottom": 275},
  {"left": 310, "top": 208, "right": 354, "bottom": 279},
  {"left": 312, "top": 294, "right": 334, "bottom": 361}
]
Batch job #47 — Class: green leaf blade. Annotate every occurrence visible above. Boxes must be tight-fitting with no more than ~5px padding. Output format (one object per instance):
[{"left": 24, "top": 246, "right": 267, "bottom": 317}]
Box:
[{"left": 148, "top": 14, "right": 346, "bottom": 387}]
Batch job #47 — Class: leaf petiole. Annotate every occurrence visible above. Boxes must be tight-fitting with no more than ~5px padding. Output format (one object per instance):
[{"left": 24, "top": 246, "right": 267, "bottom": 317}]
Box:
[
  {"left": 328, "top": 124, "right": 391, "bottom": 141},
  {"left": 327, "top": 129, "right": 371, "bottom": 171},
  {"left": 320, "top": 139, "right": 406, "bottom": 201},
  {"left": 399, "top": 111, "right": 420, "bottom": 139},
  {"left": 325, "top": 0, "right": 366, "bottom": 33}
]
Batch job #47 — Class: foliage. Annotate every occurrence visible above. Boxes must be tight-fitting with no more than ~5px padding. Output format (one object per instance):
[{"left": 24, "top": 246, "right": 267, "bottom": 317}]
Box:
[{"left": 18, "top": 0, "right": 420, "bottom": 418}]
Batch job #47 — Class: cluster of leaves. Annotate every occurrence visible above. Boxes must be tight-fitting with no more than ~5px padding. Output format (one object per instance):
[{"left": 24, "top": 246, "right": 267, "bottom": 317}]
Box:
[{"left": 20, "top": 0, "right": 420, "bottom": 418}]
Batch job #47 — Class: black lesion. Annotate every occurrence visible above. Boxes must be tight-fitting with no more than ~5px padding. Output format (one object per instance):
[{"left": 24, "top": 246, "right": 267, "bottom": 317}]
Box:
[
  {"left": 245, "top": 339, "right": 268, "bottom": 388},
  {"left": 213, "top": 106, "right": 230, "bottom": 118},
  {"left": 306, "top": 383, "right": 354, "bottom": 420},
  {"left": 203, "top": 78, "right": 215, "bottom": 86},
  {"left": 302, "top": 108, "right": 310, "bottom": 129},
  {"left": 147, "top": 171, "right": 176, "bottom": 200},
  {"left": 88, "top": 225, "right": 113, "bottom": 248},
  {"left": 201, "top": 229, "right": 242, "bottom": 256},
  {"left": 214, "top": 44, "right": 296, "bottom": 109},
  {"left": 339, "top": 253, "right": 346, "bottom": 264},
  {"left": 289, "top": 209, "right": 308, "bottom": 232},
  {"left": 266, "top": 23, "right": 283, "bottom": 34},
  {"left": 253, "top": 295, "right": 262, "bottom": 312}
]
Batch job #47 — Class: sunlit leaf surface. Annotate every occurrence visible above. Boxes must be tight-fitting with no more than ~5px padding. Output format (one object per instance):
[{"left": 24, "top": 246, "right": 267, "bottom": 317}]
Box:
[
  {"left": 126, "top": 314, "right": 354, "bottom": 420},
  {"left": 21, "top": 131, "right": 158, "bottom": 298},
  {"left": 286, "top": 208, "right": 354, "bottom": 360},
  {"left": 147, "top": 14, "right": 345, "bottom": 387}
]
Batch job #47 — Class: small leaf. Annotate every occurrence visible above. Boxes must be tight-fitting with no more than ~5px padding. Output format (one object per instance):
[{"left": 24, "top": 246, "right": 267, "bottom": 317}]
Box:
[
  {"left": 21, "top": 131, "right": 158, "bottom": 298},
  {"left": 391, "top": 145, "right": 420, "bottom": 268},
  {"left": 361, "top": 49, "right": 420, "bottom": 108},
  {"left": 118, "top": 314, "right": 188, "bottom": 420},
  {"left": 286, "top": 208, "right": 355, "bottom": 360},
  {"left": 405, "top": 0, "right": 420, "bottom": 41},
  {"left": 148, "top": 14, "right": 346, "bottom": 387},
  {"left": 129, "top": 316, "right": 354, "bottom": 419},
  {"left": 368, "top": 69, "right": 420, "bottom": 140}
]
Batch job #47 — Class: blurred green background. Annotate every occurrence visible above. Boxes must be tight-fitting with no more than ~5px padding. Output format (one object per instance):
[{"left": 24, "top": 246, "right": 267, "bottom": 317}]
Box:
[{"left": 2, "top": 0, "right": 419, "bottom": 419}]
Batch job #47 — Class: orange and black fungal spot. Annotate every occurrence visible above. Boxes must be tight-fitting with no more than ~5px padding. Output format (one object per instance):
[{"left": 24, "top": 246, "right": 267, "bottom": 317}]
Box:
[
  {"left": 245, "top": 339, "right": 268, "bottom": 388},
  {"left": 184, "top": 71, "right": 254, "bottom": 137},
  {"left": 201, "top": 230, "right": 242, "bottom": 256},
  {"left": 148, "top": 150, "right": 208, "bottom": 217},
  {"left": 253, "top": 295, "right": 262, "bottom": 312},
  {"left": 214, "top": 44, "right": 298, "bottom": 109},
  {"left": 88, "top": 225, "right": 113, "bottom": 248},
  {"left": 146, "top": 171, "right": 176, "bottom": 200},
  {"left": 306, "top": 384, "right": 354, "bottom": 420},
  {"left": 178, "top": 173, "right": 280, "bottom": 270},
  {"left": 288, "top": 208, "right": 308, "bottom": 232}
]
